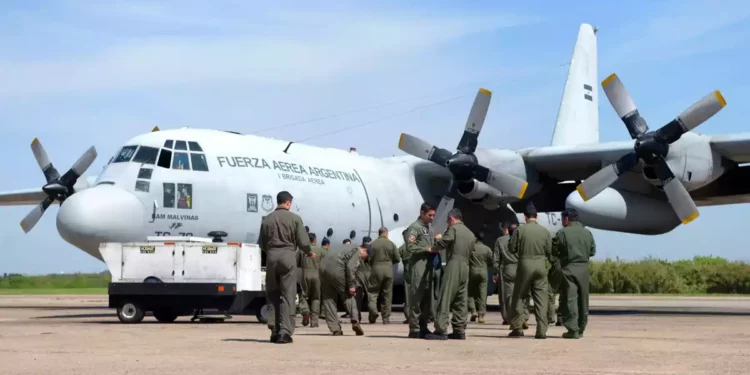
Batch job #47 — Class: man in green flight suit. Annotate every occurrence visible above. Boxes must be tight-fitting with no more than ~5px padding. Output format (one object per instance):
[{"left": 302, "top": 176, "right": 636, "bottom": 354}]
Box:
[
  {"left": 298, "top": 232, "right": 326, "bottom": 328},
  {"left": 257, "top": 191, "right": 314, "bottom": 344},
  {"left": 367, "top": 227, "right": 401, "bottom": 324},
  {"left": 354, "top": 236, "right": 372, "bottom": 322},
  {"left": 404, "top": 202, "right": 437, "bottom": 338},
  {"left": 508, "top": 203, "right": 551, "bottom": 339},
  {"left": 494, "top": 222, "right": 529, "bottom": 327},
  {"left": 468, "top": 231, "right": 493, "bottom": 324},
  {"left": 319, "top": 237, "right": 331, "bottom": 320},
  {"left": 547, "top": 246, "right": 563, "bottom": 327},
  {"left": 320, "top": 242, "right": 372, "bottom": 336},
  {"left": 398, "top": 230, "right": 410, "bottom": 324},
  {"left": 424, "top": 208, "right": 473, "bottom": 340},
  {"left": 553, "top": 208, "right": 596, "bottom": 339}
]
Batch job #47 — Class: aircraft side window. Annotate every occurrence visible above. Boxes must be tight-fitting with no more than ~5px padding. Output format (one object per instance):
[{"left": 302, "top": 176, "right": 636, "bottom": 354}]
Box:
[
  {"left": 190, "top": 153, "right": 209, "bottom": 171},
  {"left": 113, "top": 146, "right": 137, "bottom": 163},
  {"left": 157, "top": 149, "right": 172, "bottom": 169},
  {"left": 393, "top": 213, "right": 399, "bottom": 222},
  {"left": 175, "top": 140, "right": 188, "bottom": 150},
  {"left": 163, "top": 183, "right": 175, "bottom": 208},
  {"left": 163, "top": 140, "right": 174, "bottom": 149},
  {"left": 327, "top": 228, "right": 333, "bottom": 237},
  {"left": 349, "top": 230, "right": 356, "bottom": 239},
  {"left": 172, "top": 152, "right": 191, "bottom": 170},
  {"left": 138, "top": 168, "right": 153, "bottom": 179},
  {"left": 132, "top": 146, "right": 159, "bottom": 164},
  {"left": 188, "top": 141, "right": 203, "bottom": 152},
  {"left": 176, "top": 183, "right": 192, "bottom": 209},
  {"left": 135, "top": 180, "right": 150, "bottom": 192}
]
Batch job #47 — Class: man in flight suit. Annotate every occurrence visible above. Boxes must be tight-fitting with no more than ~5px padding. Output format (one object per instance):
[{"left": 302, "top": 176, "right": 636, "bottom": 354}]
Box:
[
  {"left": 354, "top": 236, "right": 372, "bottom": 322},
  {"left": 299, "top": 232, "right": 326, "bottom": 328},
  {"left": 494, "top": 222, "right": 529, "bottom": 327},
  {"left": 404, "top": 203, "right": 437, "bottom": 338},
  {"left": 320, "top": 242, "right": 372, "bottom": 336},
  {"left": 468, "top": 231, "right": 493, "bottom": 324},
  {"left": 553, "top": 208, "right": 596, "bottom": 339},
  {"left": 367, "top": 227, "right": 401, "bottom": 324},
  {"left": 508, "top": 203, "right": 552, "bottom": 339},
  {"left": 398, "top": 230, "right": 411, "bottom": 324},
  {"left": 319, "top": 238, "right": 331, "bottom": 320},
  {"left": 424, "top": 208, "right": 474, "bottom": 340},
  {"left": 547, "top": 249, "right": 563, "bottom": 326},
  {"left": 258, "top": 191, "right": 314, "bottom": 344}
]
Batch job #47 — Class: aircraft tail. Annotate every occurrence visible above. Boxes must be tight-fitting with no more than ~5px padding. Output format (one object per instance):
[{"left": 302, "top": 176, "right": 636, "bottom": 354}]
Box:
[{"left": 550, "top": 23, "right": 599, "bottom": 146}]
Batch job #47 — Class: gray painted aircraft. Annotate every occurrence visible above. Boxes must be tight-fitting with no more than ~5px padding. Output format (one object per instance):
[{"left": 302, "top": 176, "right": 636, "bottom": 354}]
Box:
[{"left": 2, "top": 23, "right": 748, "bottom": 304}]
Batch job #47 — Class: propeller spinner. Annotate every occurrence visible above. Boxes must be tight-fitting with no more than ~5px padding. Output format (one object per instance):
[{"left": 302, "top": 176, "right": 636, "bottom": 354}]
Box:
[
  {"left": 575, "top": 73, "right": 727, "bottom": 225},
  {"left": 20, "top": 138, "right": 97, "bottom": 233},
  {"left": 398, "top": 88, "right": 529, "bottom": 232}
]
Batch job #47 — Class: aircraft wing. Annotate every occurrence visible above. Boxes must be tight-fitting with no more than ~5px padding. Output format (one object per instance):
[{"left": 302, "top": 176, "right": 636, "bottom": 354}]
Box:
[
  {"left": 0, "top": 188, "right": 49, "bottom": 206},
  {"left": 520, "top": 140, "right": 634, "bottom": 182},
  {"left": 708, "top": 132, "right": 750, "bottom": 164}
]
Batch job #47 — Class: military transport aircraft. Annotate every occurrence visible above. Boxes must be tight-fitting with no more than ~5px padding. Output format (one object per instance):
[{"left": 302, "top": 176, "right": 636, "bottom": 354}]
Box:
[{"left": 2, "top": 23, "right": 748, "bottom": 306}]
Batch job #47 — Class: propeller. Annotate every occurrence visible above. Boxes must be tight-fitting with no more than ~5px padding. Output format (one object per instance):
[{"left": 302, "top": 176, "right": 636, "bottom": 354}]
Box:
[
  {"left": 397, "top": 88, "right": 529, "bottom": 233},
  {"left": 576, "top": 73, "right": 727, "bottom": 225},
  {"left": 20, "top": 138, "right": 97, "bottom": 233}
]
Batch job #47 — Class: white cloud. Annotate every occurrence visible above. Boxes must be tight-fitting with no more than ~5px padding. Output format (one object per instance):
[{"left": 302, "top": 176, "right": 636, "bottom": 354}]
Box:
[{"left": 0, "top": 4, "right": 539, "bottom": 99}]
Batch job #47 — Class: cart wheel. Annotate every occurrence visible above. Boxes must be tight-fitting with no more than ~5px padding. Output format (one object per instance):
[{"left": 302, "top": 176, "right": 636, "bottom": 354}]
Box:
[
  {"left": 153, "top": 309, "right": 179, "bottom": 323},
  {"left": 117, "top": 301, "right": 145, "bottom": 324},
  {"left": 256, "top": 303, "right": 270, "bottom": 324}
]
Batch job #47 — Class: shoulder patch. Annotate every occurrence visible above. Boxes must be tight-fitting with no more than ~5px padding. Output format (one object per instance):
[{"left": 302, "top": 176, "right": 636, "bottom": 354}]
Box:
[{"left": 408, "top": 235, "right": 416, "bottom": 243}]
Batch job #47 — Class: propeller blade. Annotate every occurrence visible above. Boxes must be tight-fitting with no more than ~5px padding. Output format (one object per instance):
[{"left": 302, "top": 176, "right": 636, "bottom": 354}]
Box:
[
  {"left": 657, "top": 90, "right": 727, "bottom": 143},
  {"left": 576, "top": 152, "right": 639, "bottom": 201},
  {"left": 431, "top": 194, "right": 455, "bottom": 235},
  {"left": 601, "top": 74, "right": 649, "bottom": 139},
  {"left": 472, "top": 165, "right": 529, "bottom": 199},
  {"left": 20, "top": 197, "right": 54, "bottom": 233},
  {"left": 398, "top": 133, "right": 453, "bottom": 166},
  {"left": 457, "top": 88, "right": 492, "bottom": 154},
  {"left": 652, "top": 157, "right": 699, "bottom": 225},
  {"left": 60, "top": 146, "right": 97, "bottom": 186},
  {"left": 30, "top": 138, "right": 60, "bottom": 183}
]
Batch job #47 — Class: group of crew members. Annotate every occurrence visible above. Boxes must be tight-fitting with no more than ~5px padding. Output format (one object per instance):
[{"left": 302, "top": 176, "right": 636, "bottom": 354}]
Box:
[{"left": 258, "top": 191, "right": 596, "bottom": 344}]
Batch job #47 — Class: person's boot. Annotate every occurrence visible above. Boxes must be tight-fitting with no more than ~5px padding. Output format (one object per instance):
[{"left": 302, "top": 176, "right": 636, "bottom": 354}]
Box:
[
  {"left": 535, "top": 331, "right": 547, "bottom": 339},
  {"left": 275, "top": 333, "right": 293, "bottom": 344},
  {"left": 508, "top": 329, "right": 524, "bottom": 337},
  {"left": 368, "top": 314, "right": 378, "bottom": 324},
  {"left": 382, "top": 318, "right": 391, "bottom": 324},
  {"left": 478, "top": 314, "right": 485, "bottom": 324},
  {"left": 424, "top": 332, "right": 448, "bottom": 340},
  {"left": 563, "top": 330, "right": 580, "bottom": 339},
  {"left": 501, "top": 320, "right": 509, "bottom": 325},
  {"left": 352, "top": 322, "right": 364, "bottom": 336},
  {"left": 302, "top": 314, "right": 310, "bottom": 327},
  {"left": 402, "top": 319, "right": 409, "bottom": 324},
  {"left": 270, "top": 332, "right": 279, "bottom": 343},
  {"left": 470, "top": 314, "right": 477, "bottom": 322},
  {"left": 332, "top": 330, "right": 343, "bottom": 336},
  {"left": 447, "top": 332, "right": 466, "bottom": 340},
  {"left": 522, "top": 322, "right": 529, "bottom": 330}
]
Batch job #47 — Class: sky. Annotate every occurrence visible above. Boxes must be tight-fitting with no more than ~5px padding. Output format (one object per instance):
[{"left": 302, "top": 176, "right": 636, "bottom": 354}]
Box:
[{"left": 1, "top": 0, "right": 750, "bottom": 274}]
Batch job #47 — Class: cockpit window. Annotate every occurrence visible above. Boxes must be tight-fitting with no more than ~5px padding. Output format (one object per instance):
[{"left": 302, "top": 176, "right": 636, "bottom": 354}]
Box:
[
  {"left": 188, "top": 141, "right": 203, "bottom": 152},
  {"left": 132, "top": 146, "right": 159, "bottom": 164},
  {"left": 190, "top": 153, "right": 208, "bottom": 171},
  {"left": 172, "top": 152, "right": 190, "bottom": 170},
  {"left": 163, "top": 140, "right": 174, "bottom": 149},
  {"left": 157, "top": 149, "right": 172, "bottom": 169},
  {"left": 113, "top": 146, "right": 137, "bottom": 163},
  {"left": 175, "top": 140, "right": 188, "bottom": 150}
]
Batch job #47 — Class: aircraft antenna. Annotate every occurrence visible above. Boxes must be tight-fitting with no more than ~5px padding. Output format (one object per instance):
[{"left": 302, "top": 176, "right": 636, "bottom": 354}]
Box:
[{"left": 283, "top": 141, "right": 294, "bottom": 153}]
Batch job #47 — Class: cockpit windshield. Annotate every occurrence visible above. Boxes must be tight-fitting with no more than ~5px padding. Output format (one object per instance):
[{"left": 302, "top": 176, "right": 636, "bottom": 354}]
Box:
[{"left": 109, "top": 140, "right": 209, "bottom": 171}]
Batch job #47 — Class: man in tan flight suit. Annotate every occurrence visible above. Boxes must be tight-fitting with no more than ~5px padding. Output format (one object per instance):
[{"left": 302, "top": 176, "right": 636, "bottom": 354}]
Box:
[
  {"left": 299, "top": 232, "right": 326, "bottom": 327},
  {"left": 320, "top": 242, "right": 372, "bottom": 335},
  {"left": 258, "top": 191, "right": 314, "bottom": 344},
  {"left": 367, "top": 227, "right": 401, "bottom": 324}
]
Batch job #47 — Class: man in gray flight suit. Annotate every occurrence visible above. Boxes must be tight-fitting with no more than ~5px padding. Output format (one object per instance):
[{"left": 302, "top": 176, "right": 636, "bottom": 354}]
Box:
[
  {"left": 424, "top": 208, "right": 474, "bottom": 340},
  {"left": 367, "top": 227, "right": 401, "bottom": 324},
  {"left": 553, "top": 208, "right": 596, "bottom": 339},
  {"left": 298, "top": 232, "right": 326, "bottom": 327},
  {"left": 258, "top": 191, "right": 314, "bottom": 344},
  {"left": 468, "top": 231, "right": 493, "bottom": 324},
  {"left": 320, "top": 242, "right": 372, "bottom": 335},
  {"left": 494, "top": 222, "right": 529, "bottom": 327},
  {"left": 404, "top": 203, "right": 437, "bottom": 338},
  {"left": 508, "top": 203, "right": 552, "bottom": 339}
]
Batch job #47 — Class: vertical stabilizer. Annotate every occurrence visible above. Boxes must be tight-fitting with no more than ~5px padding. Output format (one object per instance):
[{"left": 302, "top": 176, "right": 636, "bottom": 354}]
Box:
[{"left": 550, "top": 23, "right": 599, "bottom": 146}]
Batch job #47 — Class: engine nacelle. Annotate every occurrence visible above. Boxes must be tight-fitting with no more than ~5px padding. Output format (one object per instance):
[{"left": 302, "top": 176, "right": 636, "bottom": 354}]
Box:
[
  {"left": 473, "top": 148, "right": 541, "bottom": 197},
  {"left": 642, "top": 132, "right": 727, "bottom": 191},
  {"left": 565, "top": 187, "right": 681, "bottom": 235},
  {"left": 457, "top": 179, "right": 502, "bottom": 201}
]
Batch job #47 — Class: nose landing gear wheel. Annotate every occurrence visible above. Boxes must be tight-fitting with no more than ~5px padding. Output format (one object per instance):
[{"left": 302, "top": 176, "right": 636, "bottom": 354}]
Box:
[{"left": 117, "top": 301, "right": 145, "bottom": 324}]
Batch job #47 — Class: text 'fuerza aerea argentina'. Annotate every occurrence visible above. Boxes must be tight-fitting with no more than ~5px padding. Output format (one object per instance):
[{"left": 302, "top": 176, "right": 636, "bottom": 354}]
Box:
[{"left": 216, "top": 156, "right": 361, "bottom": 184}]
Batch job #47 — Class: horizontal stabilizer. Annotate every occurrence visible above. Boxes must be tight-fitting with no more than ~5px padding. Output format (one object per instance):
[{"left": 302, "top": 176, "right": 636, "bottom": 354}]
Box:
[{"left": 0, "top": 188, "right": 51, "bottom": 206}]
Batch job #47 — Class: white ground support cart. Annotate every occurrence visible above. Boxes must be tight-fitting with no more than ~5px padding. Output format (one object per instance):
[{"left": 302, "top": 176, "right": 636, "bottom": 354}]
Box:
[{"left": 99, "top": 231, "right": 268, "bottom": 324}]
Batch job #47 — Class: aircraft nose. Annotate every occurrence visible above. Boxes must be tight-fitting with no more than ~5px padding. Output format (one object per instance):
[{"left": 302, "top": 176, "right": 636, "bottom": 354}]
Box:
[{"left": 57, "top": 185, "right": 145, "bottom": 258}]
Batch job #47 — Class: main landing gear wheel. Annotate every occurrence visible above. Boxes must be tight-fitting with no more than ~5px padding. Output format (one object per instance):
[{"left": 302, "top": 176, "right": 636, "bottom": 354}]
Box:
[
  {"left": 117, "top": 301, "right": 145, "bottom": 324},
  {"left": 152, "top": 309, "right": 180, "bottom": 323},
  {"left": 256, "top": 303, "right": 270, "bottom": 324}
]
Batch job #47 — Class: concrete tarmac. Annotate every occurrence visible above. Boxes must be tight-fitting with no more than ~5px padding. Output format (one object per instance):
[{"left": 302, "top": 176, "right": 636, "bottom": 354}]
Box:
[{"left": 1, "top": 295, "right": 750, "bottom": 375}]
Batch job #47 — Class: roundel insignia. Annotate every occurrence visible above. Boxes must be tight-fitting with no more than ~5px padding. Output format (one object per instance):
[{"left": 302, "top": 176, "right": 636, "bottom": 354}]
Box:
[{"left": 408, "top": 235, "right": 416, "bottom": 243}]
